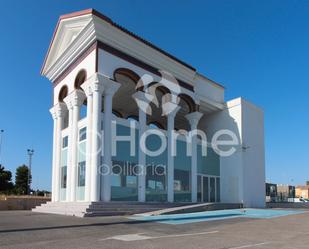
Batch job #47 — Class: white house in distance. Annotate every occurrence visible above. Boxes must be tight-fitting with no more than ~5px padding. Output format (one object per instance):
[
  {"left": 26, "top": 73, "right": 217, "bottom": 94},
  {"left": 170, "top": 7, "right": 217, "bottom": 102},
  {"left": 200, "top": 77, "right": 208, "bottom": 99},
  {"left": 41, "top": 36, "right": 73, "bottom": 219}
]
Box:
[{"left": 36, "top": 9, "right": 265, "bottom": 216}]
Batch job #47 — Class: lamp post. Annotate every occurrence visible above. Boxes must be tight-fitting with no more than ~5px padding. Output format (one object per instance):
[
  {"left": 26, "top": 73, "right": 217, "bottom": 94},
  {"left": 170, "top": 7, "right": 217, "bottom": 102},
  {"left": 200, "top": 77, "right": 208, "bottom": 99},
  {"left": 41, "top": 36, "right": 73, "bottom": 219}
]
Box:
[
  {"left": 27, "top": 149, "right": 34, "bottom": 195},
  {"left": 0, "top": 130, "right": 4, "bottom": 165}
]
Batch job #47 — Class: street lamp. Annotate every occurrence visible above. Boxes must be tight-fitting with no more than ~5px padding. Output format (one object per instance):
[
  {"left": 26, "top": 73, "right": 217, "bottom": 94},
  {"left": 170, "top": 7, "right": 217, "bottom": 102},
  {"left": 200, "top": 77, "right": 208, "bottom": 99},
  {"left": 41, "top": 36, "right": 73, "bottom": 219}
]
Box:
[
  {"left": 27, "top": 149, "right": 34, "bottom": 195},
  {"left": 0, "top": 129, "right": 4, "bottom": 165}
]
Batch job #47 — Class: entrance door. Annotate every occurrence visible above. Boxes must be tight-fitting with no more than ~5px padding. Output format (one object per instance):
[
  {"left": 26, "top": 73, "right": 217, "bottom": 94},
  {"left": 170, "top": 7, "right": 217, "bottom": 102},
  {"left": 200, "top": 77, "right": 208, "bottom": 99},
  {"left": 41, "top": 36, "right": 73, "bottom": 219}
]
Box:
[
  {"left": 202, "top": 176, "right": 209, "bottom": 202},
  {"left": 209, "top": 177, "right": 216, "bottom": 202}
]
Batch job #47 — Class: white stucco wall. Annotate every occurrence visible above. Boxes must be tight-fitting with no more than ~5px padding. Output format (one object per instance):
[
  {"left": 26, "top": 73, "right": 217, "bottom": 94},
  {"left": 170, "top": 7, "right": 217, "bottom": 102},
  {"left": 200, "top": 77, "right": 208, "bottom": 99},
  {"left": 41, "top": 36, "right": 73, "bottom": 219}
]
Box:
[
  {"left": 200, "top": 98, "right": 265, "bottom": 208},
  {"left": 194, "top": 74, "right": 224, "bottom": 104},
  {"left": 53, "top": 49, "right": 96, "bottom": 104},
  {"left": 241, "top": 99, "right": 265, "bottom": 208}
]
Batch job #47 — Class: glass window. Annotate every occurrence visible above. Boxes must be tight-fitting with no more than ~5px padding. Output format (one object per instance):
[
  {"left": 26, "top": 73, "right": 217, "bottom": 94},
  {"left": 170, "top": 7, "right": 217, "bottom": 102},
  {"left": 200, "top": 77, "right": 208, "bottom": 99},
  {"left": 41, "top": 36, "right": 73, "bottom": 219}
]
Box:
[
  {"left": 174, "top": 169, "right": 191, "bottom": 202},
  {"left": 79, "top": 105, "right": 87, "bottom": 120},
  {"left": 146, "top": 164, "right": 167, "bottom": 202},
  {"left": 79, "top": 127, "right": 87, "bottom": 141},
  {"left": 216, "top": 178, "right": 220, "bottom": 202},
  {"left": 78, "top": 161, "right": 86, "bottom": 187},
  {"left": 62, "top": 136, "right": 68, "bottom": 148},
  {"left": 111, "top": 161, "right": 138, "bottom": 201},
  {"left": 61, "top": 166, "right": 67, "bottom": 188},
  {"left": 197, "top": 175, "right": 202, "bottom": 202},
  {"left": 203, "top": 177, "right": 209, "bottom": 202},
  {"left": 210, "top": 177, "right": 216, "bottom": 202}
]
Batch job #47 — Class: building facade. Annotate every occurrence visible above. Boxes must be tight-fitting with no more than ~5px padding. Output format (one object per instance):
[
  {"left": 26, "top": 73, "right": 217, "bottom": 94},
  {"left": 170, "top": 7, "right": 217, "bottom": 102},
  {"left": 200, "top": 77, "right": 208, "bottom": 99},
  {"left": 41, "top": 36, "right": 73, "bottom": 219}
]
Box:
[
  {"left": 276, "top": 184, "right": 296, "bottom": 202},
  {"left": 42, "top": 9, "right": 265, "bottom": 208},
  {"left": 296, "top": 185, "right": 309, "bottom": 199}
]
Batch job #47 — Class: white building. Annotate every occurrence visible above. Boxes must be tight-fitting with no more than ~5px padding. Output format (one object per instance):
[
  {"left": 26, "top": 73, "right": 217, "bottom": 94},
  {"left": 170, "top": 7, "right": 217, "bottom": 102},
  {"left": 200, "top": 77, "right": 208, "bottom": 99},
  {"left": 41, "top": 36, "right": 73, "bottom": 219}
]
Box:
[{"left": 39, "top": 9, "right": 265, "bottom": 215}]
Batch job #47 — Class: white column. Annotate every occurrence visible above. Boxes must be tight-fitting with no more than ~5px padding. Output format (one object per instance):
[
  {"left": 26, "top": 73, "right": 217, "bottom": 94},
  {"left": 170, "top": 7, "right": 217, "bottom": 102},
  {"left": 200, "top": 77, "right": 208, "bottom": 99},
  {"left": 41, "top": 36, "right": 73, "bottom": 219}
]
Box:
[
  {"left": 49, "top": 108, "right": 57, "bottom": 202},
  {"left": 132, "top": 91, "right": 154, "bottom": 202},
  {"left": 54, "top": 102, "right": 67, "bottom": 202},
  {"left": 64, "top": 90, "right": 85, "bottom": 202},
  {"left": 81, "top": 83, "right": 93, "bottom": 202},
  {"left": 185, "top": 111, "right": 203, "bottom": 203},
  {"left": 101, "top": 78, "right": 120, "bottom": 202},
  {"left": 88, "top": 74, "right": 104, "bottom": 202},
  {"left": 163, "top": 102, "right": 181, "bottom": 203}
]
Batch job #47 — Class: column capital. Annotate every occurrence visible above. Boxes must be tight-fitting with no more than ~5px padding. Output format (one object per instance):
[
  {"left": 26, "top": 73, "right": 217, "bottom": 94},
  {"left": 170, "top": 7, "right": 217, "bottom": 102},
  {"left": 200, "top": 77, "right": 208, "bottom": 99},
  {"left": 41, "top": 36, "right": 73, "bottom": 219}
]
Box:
[
  {"left": 81, "top": 73, "right": 105, "bottom": 96},
  {"left": 63, "top": 89, "right": 85, "bottom": 109},
  {"left": 50, "top": 102, "right": 67, "bottom": 119},
  {"left": 102, "top": 77, "right": 121, "bottom": 96},
  {"left": 49, "top": 106, "right": 58, "bottom": 120},
  {"left": 185, "top": 111, "right": 203, "bottom": 128},
  {"left": 162, "top": 101, "right": 181, "bottom": 117}
]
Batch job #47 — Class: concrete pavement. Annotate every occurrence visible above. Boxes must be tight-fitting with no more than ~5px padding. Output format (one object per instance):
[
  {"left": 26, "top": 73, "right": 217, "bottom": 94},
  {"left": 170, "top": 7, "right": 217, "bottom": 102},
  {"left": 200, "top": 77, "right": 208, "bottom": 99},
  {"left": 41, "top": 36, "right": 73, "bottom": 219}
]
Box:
[{"left": 0, "top": 210, "right": 309, "bottom": 249}]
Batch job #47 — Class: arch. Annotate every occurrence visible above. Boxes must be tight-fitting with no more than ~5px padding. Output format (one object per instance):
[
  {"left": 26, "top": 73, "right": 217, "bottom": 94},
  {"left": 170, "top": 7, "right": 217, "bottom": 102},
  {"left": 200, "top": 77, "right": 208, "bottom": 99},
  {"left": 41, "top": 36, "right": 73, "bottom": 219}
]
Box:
[
  {"left": 58, "top": 85, "right": 68, "bottom": 102},
  {"left": 113, "top": 68, "right": 140, "bottom": 84},
  {"left": 74, "top": 69, "right": 87, "bottom": 89},
  {"left": 178, "top": 93, "right": 197, "bottom": 113},
  {"left": 112, "top": 109, "right": 123, "bottom": 118},
  {"left": 146, "top": 82, "right": 171, "bottom": 95}
]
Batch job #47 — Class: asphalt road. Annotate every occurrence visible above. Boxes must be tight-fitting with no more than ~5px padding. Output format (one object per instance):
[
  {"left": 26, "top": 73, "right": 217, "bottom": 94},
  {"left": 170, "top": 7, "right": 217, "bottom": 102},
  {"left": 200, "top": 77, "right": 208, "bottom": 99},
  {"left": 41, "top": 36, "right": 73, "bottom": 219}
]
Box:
[{"left": 0, "top": 210, "right": 309, "bottom": 249}]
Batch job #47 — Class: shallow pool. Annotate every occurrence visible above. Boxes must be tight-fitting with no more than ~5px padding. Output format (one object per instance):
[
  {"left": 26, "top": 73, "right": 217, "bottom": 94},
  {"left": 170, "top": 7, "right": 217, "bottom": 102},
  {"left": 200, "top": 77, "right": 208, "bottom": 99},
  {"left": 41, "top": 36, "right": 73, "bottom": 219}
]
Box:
[{"left": 129, "top": 209, "right": 305, "bottom": 225}]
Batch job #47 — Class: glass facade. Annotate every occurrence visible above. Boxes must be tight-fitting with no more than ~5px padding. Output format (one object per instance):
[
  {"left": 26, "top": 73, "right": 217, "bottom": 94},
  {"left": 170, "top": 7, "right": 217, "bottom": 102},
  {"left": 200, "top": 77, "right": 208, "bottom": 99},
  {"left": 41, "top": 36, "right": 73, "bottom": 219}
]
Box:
[
  {"left": 111, "top": 160, "right": 138, "bottom": 201},
  {"left": 78, "top": 161, "right": 85, "bottom": 187},
  {"left": 210, "top": 177, "right": 216, "bottom": 202},
  {"left": 76, "top": 128, "right": 86, "bottom": 201},
  {"left": 111, "top": 123, "right": 139, "bottom": 201},
  {"left": 59, "top": 120, "right": 221, "bottom": 203},
  {"left": 146, "top": 131, "right": 167, "bottom": 202},
  {"left": 60, "top": 136, "right": 68, "bottom": 201},
  {"left": 216, "top": 178, "right": 220, "bottom": 202},
  {"left": 197, "top": 175, "right": 202, "bottom": 202},
  {"left": 146, "top": 164, "right": 167, "bottom": 202},
  {"left": 174, "top": 140, "right": 191, "bottom": 202}
]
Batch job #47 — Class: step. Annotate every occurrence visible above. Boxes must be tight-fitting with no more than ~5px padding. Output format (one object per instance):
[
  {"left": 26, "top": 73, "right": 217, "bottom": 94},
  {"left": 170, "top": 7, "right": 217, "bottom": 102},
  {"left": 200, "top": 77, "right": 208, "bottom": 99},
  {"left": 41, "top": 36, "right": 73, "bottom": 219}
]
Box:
[{"left": 84, "top": 211, "right": 130, "bottom": 217}]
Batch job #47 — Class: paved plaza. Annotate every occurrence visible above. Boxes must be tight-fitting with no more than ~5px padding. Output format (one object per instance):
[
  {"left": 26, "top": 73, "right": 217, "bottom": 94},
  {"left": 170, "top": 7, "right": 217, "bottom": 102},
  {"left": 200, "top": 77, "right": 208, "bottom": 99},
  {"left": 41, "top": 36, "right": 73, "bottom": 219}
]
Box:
[{"left": 0, "top": 210, "right": 309, "bottom": 249}]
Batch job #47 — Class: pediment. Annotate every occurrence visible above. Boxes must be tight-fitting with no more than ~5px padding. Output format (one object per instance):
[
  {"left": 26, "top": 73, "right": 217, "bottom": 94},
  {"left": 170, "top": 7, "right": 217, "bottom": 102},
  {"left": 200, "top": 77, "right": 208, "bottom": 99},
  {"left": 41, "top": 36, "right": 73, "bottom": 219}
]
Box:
[{"left": 42, "top": 14, "right": 93, "bottom": 74}]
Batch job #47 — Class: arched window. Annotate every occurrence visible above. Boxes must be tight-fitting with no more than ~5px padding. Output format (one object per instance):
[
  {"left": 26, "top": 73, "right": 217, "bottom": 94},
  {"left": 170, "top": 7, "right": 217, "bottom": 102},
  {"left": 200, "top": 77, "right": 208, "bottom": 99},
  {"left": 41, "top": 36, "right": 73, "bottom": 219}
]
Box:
[
  {"left": 58, "top": 85, "right": 68, "bottom": 102},
  {"left": 74, "top": 69, "right": 87, "bottom": 89}
]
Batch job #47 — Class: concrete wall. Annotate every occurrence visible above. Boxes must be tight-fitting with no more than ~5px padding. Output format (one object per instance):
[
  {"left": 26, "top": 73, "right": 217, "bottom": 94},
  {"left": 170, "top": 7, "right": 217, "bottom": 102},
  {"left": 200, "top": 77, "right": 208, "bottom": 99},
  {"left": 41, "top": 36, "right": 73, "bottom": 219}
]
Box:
[
  {"left": 201, "top": 98, "right": 243, "bottom": 205},
  {"left": 0, "top": 196, "right": 50, "bottom": 210},
  {"left": 241, "top": 99, "right": 265, "bottom": 208},
  {"left": 53, "top": 49, "right": 96, "bottom": 105},
  {"left": 201, "top": 98, "right": 265, "bottom": 208}
]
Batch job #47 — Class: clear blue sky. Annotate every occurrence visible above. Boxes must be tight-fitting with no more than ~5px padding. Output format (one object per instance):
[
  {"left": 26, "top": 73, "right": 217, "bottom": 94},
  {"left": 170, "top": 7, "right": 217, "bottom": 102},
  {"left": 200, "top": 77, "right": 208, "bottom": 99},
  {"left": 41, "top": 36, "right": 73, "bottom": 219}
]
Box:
[{"left": 0, "top": 0, "right": 308, "bottom": 190}]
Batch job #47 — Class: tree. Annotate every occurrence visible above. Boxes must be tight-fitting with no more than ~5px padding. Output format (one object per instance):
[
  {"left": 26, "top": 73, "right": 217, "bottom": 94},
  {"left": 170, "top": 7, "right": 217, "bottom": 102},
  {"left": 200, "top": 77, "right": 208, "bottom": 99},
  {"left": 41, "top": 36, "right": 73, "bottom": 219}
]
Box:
[
  {"left": 0, "top": 165, "right": 14, "bottom": 193},
  {"left": 15, "top": 165, "right": 31, "bottom": 195},
  {"left": 306, "top": 181, "right": 309, "bottom": 186}
]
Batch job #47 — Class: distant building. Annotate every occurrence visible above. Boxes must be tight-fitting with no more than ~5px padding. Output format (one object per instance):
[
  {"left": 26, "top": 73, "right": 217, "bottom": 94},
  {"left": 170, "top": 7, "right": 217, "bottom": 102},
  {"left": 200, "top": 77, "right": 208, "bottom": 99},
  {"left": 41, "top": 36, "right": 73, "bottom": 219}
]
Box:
[
  {"left": 277, "top": 184, "right": 295, "bottom": 202},
  {"left": 295, "top": 185, "right": 309, "bottom": 199},
  {"left": 266, "top": 183, "right": 277, "bottom": 202}
]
